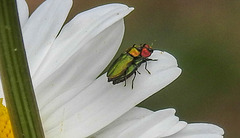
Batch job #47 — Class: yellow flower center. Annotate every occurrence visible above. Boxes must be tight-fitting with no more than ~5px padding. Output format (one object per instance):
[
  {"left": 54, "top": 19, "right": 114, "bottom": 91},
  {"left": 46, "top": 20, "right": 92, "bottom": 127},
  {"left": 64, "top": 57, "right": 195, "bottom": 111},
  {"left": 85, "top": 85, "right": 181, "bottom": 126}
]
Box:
[{"left": 0, "top": 98, "right": 14, "bottom": 138}]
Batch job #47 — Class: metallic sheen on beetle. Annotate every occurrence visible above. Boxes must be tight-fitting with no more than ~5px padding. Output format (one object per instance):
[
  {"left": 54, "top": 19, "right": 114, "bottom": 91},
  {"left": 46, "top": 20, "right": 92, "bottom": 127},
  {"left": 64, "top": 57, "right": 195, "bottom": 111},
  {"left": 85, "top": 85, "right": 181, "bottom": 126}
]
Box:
[{"left": 107, "top": 44, "right": 157, "bottom": 88}]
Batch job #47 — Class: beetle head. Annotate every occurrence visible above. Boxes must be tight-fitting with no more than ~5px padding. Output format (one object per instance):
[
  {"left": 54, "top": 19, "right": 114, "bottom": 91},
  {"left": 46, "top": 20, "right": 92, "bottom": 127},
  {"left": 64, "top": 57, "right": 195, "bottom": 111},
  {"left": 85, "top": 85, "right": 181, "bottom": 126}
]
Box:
[{"left": 141, "top": 44, "right": 154, "bottom": 58}]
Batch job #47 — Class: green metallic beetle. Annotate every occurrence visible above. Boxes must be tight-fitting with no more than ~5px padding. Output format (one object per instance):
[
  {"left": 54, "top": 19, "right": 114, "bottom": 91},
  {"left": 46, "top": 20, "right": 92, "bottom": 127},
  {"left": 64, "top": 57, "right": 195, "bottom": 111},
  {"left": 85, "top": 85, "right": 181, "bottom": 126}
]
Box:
[{"left": 107, "top": 44, "right": 157, "bottom": 88}]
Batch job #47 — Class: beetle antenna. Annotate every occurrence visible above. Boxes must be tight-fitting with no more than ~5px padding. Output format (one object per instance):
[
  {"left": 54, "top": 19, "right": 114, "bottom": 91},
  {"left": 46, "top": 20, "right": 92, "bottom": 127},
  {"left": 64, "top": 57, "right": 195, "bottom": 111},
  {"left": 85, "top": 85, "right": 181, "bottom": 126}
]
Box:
[{"left": 150, "top": 42, "right": 154, "bottom": 47}]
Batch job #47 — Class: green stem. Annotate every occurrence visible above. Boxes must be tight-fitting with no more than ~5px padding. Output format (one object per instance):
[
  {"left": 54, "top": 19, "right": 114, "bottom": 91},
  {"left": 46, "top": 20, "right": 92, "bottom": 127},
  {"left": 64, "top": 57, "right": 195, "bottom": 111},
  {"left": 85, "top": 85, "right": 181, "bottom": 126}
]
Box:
[{"left": 0, "top": 0, "right": 45, "bottom": 138}]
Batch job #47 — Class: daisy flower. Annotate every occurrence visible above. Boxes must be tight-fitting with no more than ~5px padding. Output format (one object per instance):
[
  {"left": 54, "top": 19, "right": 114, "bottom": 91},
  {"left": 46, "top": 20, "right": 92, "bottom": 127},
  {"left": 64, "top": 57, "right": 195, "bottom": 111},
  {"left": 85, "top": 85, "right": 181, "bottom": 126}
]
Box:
[{"left": 0, "top": 0, "right": 224, "bottom": 137}]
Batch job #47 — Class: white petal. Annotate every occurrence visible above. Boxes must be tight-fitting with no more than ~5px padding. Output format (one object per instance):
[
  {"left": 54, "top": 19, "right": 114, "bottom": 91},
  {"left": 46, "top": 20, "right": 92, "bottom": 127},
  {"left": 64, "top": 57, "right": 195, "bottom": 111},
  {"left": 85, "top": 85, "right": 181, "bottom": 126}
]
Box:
[
  {"left": 34, "top": 4, "right": 133, "bottom": 109},
  {"left": 43, "top": 51, "right": 181, "bottom": 137},
  {"left": 110, "top": 107, "right": 154, "bottom": 124},
  {"left": 166, "top": 123, "right": 224, "bottom": 138},
  {"left": 95, "top": 108, "right": 186, "bottom": 138},
  {"left": 118, "top": 109, "right": 185, "bottom": 138},
  {"left": 16, "top": 0, "right": 29, "bottom": 27},
  {"left": 160, "top": 121, "right": 187, "bottom": 137},
  {"left": 22, "top": 0, "right": 72, "bottom": 75},
  {"left": 104, "top": 109, "right": 180, "bottom": 138},
  {"left": 94, "top": 107, "right": 154, "bottom": 137},
  {"left": 0, "top": 77, "right": 5, "bottom": 106}
]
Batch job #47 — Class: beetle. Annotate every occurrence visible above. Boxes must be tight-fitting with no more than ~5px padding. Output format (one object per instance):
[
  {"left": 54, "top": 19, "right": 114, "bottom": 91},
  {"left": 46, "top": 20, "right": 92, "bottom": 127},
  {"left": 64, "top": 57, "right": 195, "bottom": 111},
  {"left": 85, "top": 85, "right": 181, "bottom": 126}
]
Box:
[{"left": 107, "top": 44, "right": 157, "bottom": 88}]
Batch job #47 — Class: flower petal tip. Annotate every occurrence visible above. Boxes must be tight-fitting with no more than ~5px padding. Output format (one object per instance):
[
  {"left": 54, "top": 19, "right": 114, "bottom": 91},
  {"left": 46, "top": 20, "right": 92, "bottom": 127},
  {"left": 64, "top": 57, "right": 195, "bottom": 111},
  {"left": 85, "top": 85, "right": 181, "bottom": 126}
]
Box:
[
  {"left": 162, "top": 108, "right": 177, "bottom": 114},
  {"left": 129, "top": 7, "right": 134, "bottom": 11}
]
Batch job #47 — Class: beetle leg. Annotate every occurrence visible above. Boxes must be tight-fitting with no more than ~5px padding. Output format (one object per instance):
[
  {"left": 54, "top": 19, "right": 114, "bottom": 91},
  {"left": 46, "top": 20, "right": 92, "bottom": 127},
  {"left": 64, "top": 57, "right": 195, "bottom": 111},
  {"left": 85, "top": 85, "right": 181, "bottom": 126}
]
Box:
[
  {"left": 145, "top": 62, "right": 151, "bottom": 74},
  {"left": 124, "top": 77, "right": 127, "bottom": 87},
  {"left": 124, "top": 71, "right": 127, "bottom": 87},
  {"left": 137, "top": 70, "right": 141, "bottom": 74},
  {"left": 145, "top": 58, "right": 158, "bottom": 74},
  {"left": 131, "top": 72, "right": 136, "bottom": 89},
  {"left": 147, "top": 58, "right": 158, "bottom": 61}
]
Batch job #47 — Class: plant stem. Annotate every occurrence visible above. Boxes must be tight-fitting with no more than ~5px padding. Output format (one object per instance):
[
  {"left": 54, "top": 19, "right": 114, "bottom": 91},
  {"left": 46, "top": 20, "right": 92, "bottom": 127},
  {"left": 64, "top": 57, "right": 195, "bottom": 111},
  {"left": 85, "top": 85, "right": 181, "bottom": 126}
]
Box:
[{"left": 0, "top": 0, "right": 45, "bottom": 138}]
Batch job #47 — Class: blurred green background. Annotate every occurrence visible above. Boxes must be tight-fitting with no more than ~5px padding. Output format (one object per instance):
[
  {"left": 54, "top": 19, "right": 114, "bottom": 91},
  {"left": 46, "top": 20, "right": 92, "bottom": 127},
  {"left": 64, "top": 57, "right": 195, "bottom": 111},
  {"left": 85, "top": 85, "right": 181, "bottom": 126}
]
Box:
[{"left": 27, "top": 0, "right": 240, "bottom": 137}]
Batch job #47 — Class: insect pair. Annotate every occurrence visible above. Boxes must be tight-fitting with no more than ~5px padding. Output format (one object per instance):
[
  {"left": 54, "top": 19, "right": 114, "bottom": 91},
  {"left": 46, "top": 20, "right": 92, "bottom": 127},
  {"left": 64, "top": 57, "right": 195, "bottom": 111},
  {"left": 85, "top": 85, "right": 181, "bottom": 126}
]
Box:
[{"left": 107, "top": 44, "right": 157, "bottom": 89}]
